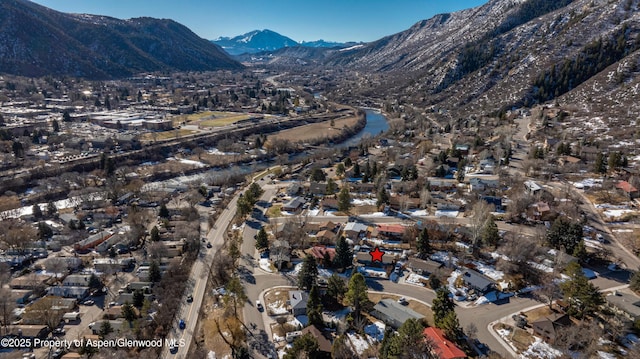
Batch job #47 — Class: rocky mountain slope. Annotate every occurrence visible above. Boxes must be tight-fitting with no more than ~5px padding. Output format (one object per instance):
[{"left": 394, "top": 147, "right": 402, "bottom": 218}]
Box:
[
  {"left": 0, "top": 0, "right": 242, "bottom": 79},
  {"left": 326, "top": 0, "right": 640, "bottom": 121}
]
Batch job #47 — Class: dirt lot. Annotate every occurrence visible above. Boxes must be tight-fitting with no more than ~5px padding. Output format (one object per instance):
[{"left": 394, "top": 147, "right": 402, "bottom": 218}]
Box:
[{"left": 267, "top": 116, "right": 360, "bottom": 143}]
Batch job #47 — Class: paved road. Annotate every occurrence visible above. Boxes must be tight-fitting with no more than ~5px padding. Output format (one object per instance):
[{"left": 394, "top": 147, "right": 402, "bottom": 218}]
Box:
[{"left": 160, "top": 194, "right": 240, "bottom": 358}]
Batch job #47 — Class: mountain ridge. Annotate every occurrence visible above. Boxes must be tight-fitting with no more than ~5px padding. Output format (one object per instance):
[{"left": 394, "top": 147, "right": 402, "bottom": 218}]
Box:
[
  {"left": 212, "top": 29, "right": 358, "bottom": 55},
  {"left": 0, "top": 0, "right": 242, "bottom": 79}
]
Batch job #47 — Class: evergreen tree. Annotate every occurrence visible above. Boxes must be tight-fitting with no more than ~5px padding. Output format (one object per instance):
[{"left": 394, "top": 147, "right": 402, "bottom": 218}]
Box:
[
  {"left": 283, "top": 334, "right": 319, "bottom": 359},
  {"left": 52, "top": 119, "right": 60, "bottom": 132},
  {"left": 376, "top": 187, "right": 390, "bottom": 206},
  {"left": 334, "top": 236, "right": 353, "bottom": 271},
  {"left": 121, "top": 302, "right": 136, "bottom": 324},
  {"left": 385, "top": 318, "right": 433, "bottom": 359},
  {"left": 310, "top": 168, "right": 326, "bottom": 182},
  {"left": 37, "top": 222, "right": 53, "bottom": 239},
  {"left": 594, "top": 152, "right": 607, "bottom": 173},
  {"left": 331, "top": 334, "right": 356, "bottom": 359},
  {"left": 62, "top": 110, "right": 72, "bottom": 122},
  {"left": 440, "top": 310, "right": 463, "bottom": 340},
  {"left": 547, "top": 217, "right": 583, "bottom": 255},
  {"left": 255, "top": 226, "right": 269, "bottom": 251},
  {"left": 337, "top": 187, "right": 351, "bottom": 212},
  {"left": 560, "top": 262, "right": 605, "bottom": 319},
  {"left": 306, "top": 285, "right": 323, "bottom": 327},
  {"left": 150, "top": 226, "right": 160, "bottom": 242},
  {"left": 345, "top": 273, "right": 371, "bottom": 320},
  {"left": 46, "top": 201, "right": 57, "bottom": 217},
  {"left": 158, "top": 204, "right": 170, "bottom": 219},
  {"left": 480, "top": 216, "right": 500, "bottom": 248},
  {"left": 225, "top": 275, "right": 247, "bottom": 319},
  {"left": 336, "top": 163, "right": 345, "bottom": 177},
  {"left": 297, "top": 254, "right": 318, "bottom": 290},
  {"left": 630, "top": 268, "right": 640, "bottom": 294},
  {"left": 353, "top": 162, "right": 361, "bottom": 177},
  {"left": 133, "top": 289, "right": 144, "bottom": 308},
  {"left": 416, "top": 228, "right": 431, "bottom": 258},
  {"left": 32, "top": 204, "right": 43, "bottom": 219},
  {"left": 148, "top": 260, "right": 161, "bottom": 283},
  {"left": 432, "top": 287, "right": 455, "bottom": 329},
  {"left": 326, "top": 178, "right": 337, "bottom": 194},
  {"left": 326, "top": 273, "right": 347, "bottom": 304},
  {"left": 99, "top": 321, "right": 113, "bottom": 339},
  {"left": 344, "top": 157, "right": 352, "bottom": 168}
]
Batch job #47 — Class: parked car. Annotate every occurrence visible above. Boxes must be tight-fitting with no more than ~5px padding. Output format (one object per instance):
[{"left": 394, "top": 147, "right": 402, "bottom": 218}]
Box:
[
  {"left": 186, "top": 294, "right": 193, "bottom": 303},
  {"left": 206, "top": 242, "right": 212, "bottom": 248},
  {"left": 256, "top": 300, "right": 263, "bottom": 312},
  {"left": 82, "top": 299, "right": 95, "bottom": 306},
  {"left": 179, "top": 319, "right": 186, "bottom": 330},
  {"left": 170, "top": 344, "right": 178, "bottom": 354},
  {"left": 397, "top": 297, "right": 408, "bottom": 305}
]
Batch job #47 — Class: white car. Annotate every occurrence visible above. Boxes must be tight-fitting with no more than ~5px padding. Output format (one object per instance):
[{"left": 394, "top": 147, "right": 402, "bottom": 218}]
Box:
[{"left": 256, "top": 300, "right": 263, "bottom": 311}]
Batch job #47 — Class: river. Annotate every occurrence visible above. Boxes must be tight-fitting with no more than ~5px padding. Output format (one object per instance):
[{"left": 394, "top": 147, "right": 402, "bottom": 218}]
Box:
[{"left": 3, "top": 109, "right": 389, "bottom": 216}]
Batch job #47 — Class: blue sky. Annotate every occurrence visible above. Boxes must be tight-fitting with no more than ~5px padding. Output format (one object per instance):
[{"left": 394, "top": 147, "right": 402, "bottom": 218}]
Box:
[{"left": 31, "top": 0, "right": 487, "bottom": 43}]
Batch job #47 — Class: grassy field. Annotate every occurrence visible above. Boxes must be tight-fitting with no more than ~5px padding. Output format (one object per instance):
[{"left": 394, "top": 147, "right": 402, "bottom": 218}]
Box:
[
  {"left": 199, "top": 114, "right": 253, "bottom": 127},
  {"left": 266, "top": 204, "right": 283, "bottom": 218},
  {"left": 139, "top": 129, "right": 197, "bottom": 142},
  {"left": 267, "top": 116, "right": 360, "bottom": 143}
]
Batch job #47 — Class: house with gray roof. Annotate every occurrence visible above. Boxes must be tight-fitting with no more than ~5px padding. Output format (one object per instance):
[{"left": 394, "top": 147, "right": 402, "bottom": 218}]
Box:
[
  {"left": 606, "top": 290, "right": 640, "bottom": 321},
  {"left": 289, "top": 290, "right": 309, "bottom": 316},
  {"left": 48, "top": 286, "right": 89, "bottom": 299},
  {"left": 461, "top": 269, "right": 495, "bottom": 294},
  {"left": 371, "top": 299, "right": 424, "bottom": 329}
]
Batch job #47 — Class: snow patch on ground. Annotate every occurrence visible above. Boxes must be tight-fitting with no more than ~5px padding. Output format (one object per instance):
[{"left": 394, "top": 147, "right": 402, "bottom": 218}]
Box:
[
  {"left": 519, "top": 337, "right": 563, "bottom": 358},
  {"left": 602, "top": 209, "right": 635, "bottom": 218},
  {"left": 572, "top": 178, "right": 602, "bottom": 189},
  {"left": 178, "top": 158, "right": 206, "bottom": 167},
  {"left": 435, "top": 210, "right": 459, "bottom": 217},
  {"left": 409, "top": 209, "right": 429, "bottom": 216},
  {"left": 306, "top": 209, "right": 320, "bottom": 216},
  {"left": 352, "top": 198, "right": 376, "bottom": 206},
  {"left": 358, "top": 266, "right": 388, "bottom": 279},
  {"left": 431, "top": 251, "right": 458, "bottom": 266},
  {"left": 268, "top": 300, "right": 288, "bottom": 315},
  {"left": 361, "top": 212, "right": 386, "bottom": 217},
  {"left": 259, "top": 258, "right": 273, "bottom": 273},
  {"left": 405, "top": 273, "right": 428, "bottom": 286},
  {"left": 347, "top": 332, "right": 372, "bottom": 355}
]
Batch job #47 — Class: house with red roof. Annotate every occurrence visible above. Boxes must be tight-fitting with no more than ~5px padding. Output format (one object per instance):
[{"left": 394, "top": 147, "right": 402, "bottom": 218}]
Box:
[
  {"left": 377, "top": 224, "right": 406, "bottom": 239},
  {"left": 423, "top": 327, "right": 466, "bottom": 359},
  {"left": 305, "top": 245, "right": 336, "bottom": 267},
  {"left": 616, "top": 181, "right": 639, "bottom": 200}
]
